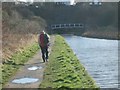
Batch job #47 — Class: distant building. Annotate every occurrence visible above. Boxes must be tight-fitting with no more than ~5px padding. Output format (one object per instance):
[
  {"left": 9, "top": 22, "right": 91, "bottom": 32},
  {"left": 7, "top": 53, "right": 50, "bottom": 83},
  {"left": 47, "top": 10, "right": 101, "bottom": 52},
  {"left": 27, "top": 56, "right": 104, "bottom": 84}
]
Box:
[
  {"left": 34, "top": 0, "right": 45, "bottom": 2},
  {"left": 89, "top": 0, "right": 102, "bottom": 5},
  {"left": 55, "top": 2, "right": 71, "bottom": 5},
  {"left": 14, "top": 0, "right": 26, "bottom": 4},
  {"left": 74, "top": 0, "right": 102, "bottom": 5},
  {"left": 54, "top": 0, "right": 76, "bottom": 5},
  {"left": 33, "top": 0, "right": 76, "bottom": 5}
]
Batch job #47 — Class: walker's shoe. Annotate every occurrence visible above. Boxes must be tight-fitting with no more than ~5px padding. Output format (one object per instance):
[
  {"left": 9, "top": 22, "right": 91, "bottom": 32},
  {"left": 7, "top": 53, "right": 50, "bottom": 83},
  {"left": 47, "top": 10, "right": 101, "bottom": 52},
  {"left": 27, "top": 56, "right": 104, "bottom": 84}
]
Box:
[
  {"left": 43, "top": 59, "right": 45, "bottom": 63},
  {"left": 46, "top": 59, "right": 48, "bottom": 62}
]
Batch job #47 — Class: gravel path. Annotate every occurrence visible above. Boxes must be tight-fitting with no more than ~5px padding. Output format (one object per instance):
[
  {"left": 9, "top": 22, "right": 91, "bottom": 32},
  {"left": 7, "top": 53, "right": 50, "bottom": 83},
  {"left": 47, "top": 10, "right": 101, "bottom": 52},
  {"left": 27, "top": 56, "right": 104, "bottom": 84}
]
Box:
[{"left": 3, "top": 35, "right": 55, "bottom": 89}]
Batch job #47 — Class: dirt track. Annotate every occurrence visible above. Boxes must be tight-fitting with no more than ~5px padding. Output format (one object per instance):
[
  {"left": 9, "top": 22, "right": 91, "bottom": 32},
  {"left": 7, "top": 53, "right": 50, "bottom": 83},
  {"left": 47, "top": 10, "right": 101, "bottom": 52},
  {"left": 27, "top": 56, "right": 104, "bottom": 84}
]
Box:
[{"left": 3, "top": 36, "right": 54, "bottom": 89}]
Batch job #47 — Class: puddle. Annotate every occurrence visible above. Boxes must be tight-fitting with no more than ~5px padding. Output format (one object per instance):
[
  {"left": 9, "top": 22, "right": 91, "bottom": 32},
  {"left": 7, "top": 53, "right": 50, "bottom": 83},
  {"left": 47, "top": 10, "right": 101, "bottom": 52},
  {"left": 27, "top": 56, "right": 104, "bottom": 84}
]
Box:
[
  {"left": 28, "top": 66, "right": 42, "bottom": 71},
  {"left": 12, "top": 78, "right": 39, "bottom": 84}
]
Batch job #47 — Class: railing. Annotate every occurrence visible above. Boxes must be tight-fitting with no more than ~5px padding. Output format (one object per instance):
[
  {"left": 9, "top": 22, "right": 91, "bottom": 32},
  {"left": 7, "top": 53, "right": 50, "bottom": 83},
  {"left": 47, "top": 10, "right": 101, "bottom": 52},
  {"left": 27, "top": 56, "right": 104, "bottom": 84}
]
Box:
[{"left": 51, "top": 23, "right": 84, "bottom": 30}]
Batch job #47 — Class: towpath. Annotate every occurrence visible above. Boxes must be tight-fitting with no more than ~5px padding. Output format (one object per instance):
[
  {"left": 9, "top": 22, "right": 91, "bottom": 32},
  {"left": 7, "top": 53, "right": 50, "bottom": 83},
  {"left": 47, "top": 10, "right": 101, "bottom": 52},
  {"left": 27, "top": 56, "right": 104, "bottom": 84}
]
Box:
[{"left": 3, "top": 36, "right": 55, "bottom": 89}]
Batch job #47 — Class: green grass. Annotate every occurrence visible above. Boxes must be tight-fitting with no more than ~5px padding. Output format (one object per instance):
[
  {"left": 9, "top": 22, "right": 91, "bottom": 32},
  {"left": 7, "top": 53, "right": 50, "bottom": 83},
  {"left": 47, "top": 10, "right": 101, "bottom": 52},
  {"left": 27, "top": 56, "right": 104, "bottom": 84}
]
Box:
[
  {"left": 2, "top": 43, "right": 40, "bottom": 86},
  {"left": 40, "top": 35, "right": 99, "bottom": 89},
  {"left": 0, "top": 64, "right": 2, "bottom": 90}
]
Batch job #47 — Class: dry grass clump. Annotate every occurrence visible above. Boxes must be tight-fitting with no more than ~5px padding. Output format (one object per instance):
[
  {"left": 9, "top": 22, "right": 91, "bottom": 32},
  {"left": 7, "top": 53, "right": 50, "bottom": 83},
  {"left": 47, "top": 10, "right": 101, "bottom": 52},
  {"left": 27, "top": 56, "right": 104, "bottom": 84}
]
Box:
[{"left": 2, "top": 3, "right": 47, "bottom": 61}]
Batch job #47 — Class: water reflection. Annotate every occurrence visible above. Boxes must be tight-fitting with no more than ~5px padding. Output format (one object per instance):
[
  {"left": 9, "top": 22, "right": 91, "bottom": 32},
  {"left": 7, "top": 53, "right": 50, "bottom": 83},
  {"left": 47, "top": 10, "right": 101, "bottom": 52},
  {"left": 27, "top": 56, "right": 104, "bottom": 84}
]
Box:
[
  {"left": 28, "top": 66, "right": 42, "bottom": 71},
  {"left": 12, "top": 78, "right": 39, "bottom": 84}
]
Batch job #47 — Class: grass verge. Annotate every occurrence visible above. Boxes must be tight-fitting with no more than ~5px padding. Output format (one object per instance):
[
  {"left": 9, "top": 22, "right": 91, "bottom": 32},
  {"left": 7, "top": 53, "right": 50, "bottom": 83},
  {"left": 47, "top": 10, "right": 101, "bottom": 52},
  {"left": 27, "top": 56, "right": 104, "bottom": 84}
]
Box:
[
  {"left": 2, "top": 42, "right": 39, "bottom": 86},
  {"left": 0, "top": 64, "right": 2, "bottom": 90},
  {"left": 40, "top": 35, "right": 99, "bottom": 89}
]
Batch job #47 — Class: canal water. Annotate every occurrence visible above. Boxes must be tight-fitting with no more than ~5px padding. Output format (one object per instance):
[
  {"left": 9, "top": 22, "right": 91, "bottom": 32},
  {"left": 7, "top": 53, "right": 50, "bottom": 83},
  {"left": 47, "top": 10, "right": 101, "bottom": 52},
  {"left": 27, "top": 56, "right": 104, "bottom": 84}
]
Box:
[{"left": 64, "top": 35, "right": 118, "bottom": 88}]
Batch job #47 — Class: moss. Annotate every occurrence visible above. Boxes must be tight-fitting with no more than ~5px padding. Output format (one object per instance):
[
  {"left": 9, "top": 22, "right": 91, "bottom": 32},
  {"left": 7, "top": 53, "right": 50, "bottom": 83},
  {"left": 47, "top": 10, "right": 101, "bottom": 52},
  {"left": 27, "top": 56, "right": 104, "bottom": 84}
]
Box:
[
  {"left": 2, "top": 43, "right": 39, "bottom": 86},
  {"left": 40, "top": 35, "right": 99, "bottom": 89}
]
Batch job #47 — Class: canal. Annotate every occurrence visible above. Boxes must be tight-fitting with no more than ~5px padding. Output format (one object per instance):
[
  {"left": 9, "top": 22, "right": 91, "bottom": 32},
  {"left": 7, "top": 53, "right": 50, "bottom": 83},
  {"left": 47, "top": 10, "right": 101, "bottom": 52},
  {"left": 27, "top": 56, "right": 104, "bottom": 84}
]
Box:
[{"left": 64, "top": 35, "right": 118, "bottom": 88}]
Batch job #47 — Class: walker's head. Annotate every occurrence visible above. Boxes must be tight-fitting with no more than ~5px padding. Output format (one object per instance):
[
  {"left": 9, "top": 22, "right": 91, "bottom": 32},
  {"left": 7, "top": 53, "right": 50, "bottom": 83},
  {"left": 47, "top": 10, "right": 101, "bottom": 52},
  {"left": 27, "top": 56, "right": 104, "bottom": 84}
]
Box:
[{"left": 40, "top": 30, "right": 45, "bottom": 34}]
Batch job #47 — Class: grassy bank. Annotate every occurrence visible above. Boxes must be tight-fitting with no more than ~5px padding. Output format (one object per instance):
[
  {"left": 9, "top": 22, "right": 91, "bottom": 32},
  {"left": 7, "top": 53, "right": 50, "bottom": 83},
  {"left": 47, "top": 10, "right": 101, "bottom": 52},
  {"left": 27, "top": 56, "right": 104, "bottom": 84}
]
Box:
[
  {"left": 40, "top": 35, "right": 99, "bottom": 89},
  {"left": 2, "top": 43, "right": 39, "bottom": 86},
  {"left": 0, "top": 65, "right": 2, "bottom": 90},
  {"left": 2, "top": 3, "right": 46, "bottom": 60}
]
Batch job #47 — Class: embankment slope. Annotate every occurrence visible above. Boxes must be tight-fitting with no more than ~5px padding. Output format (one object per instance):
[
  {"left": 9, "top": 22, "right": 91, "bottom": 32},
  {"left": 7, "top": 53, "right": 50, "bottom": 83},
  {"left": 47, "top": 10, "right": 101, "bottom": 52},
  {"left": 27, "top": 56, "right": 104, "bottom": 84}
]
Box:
[{"left": 40, "top": 35, "right": 99, "bottom": 89}]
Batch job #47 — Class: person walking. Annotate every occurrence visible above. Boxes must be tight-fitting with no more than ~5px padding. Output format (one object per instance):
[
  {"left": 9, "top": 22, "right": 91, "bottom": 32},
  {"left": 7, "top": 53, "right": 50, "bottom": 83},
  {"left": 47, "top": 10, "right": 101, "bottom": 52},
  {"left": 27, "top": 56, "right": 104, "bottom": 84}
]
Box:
[{"left": 38, "top": 31, "right": 50, "bottom": 62}]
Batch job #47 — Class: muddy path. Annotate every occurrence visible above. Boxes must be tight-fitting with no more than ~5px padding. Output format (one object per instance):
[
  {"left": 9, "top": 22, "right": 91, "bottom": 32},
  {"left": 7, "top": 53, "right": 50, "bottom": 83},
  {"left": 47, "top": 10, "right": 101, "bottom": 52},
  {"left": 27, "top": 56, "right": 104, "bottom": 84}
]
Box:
[{"left": 3, "top": 36, "right": 55, "bottom": 89}]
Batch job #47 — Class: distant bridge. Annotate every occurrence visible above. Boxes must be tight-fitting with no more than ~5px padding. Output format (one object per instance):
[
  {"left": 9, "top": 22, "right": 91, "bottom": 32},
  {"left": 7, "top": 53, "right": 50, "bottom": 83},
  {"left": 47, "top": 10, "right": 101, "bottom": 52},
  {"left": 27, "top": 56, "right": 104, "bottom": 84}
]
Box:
[{"left": 50, "top": 23, "right": 84, "bottom": 30}]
